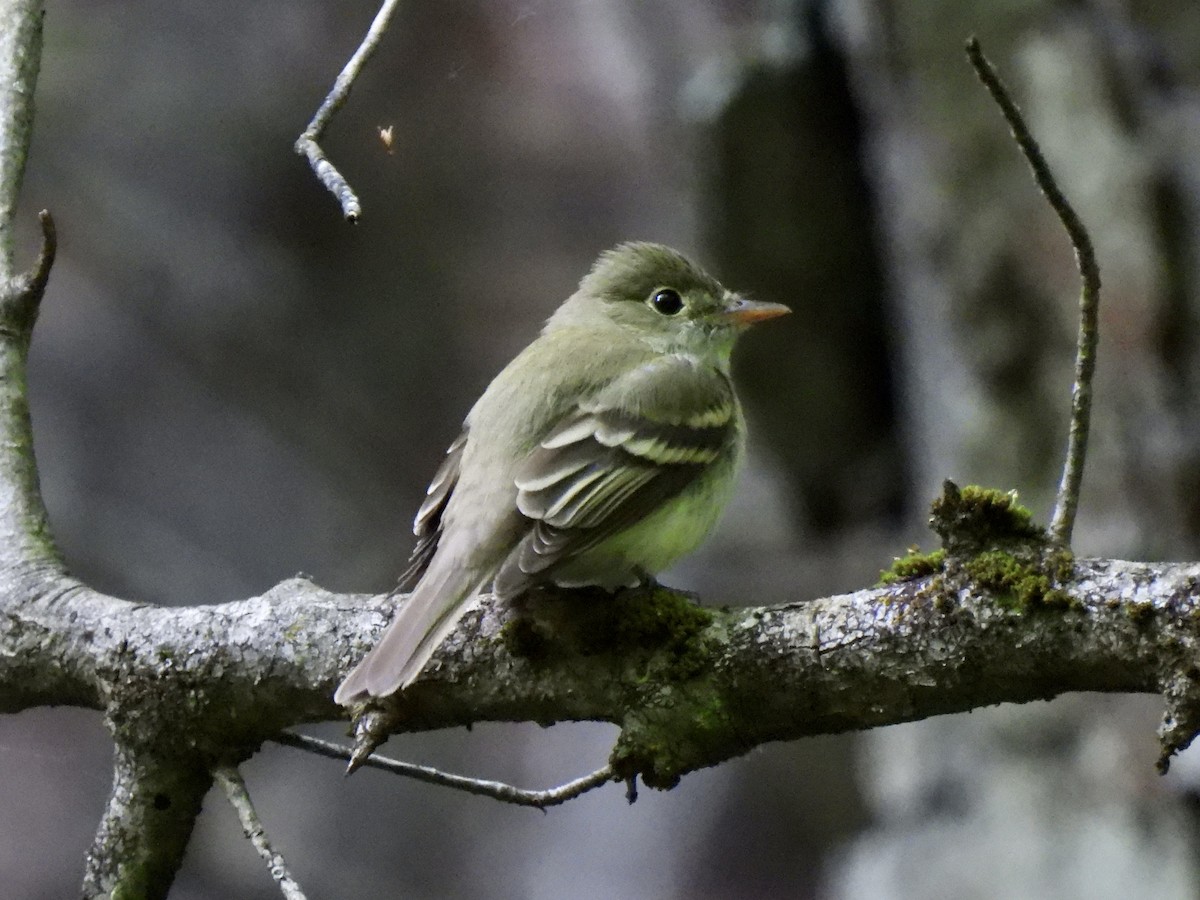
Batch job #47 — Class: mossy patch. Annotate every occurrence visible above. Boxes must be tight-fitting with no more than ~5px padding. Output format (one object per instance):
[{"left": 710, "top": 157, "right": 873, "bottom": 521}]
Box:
[
  {"left": 963, "top": 548, "right": 1074, "bottom": 612},
  {"left": 931, "top": 481, "right": 1043, "bottom": 554},
  {"left": 1048, "top": 547, "right": 1076, "bottom": 584},
  {"left": 924, "top": 481, "right": 1077, "bottom": 613},
  {"left": 879, "top": 548, "right": 946, "bottom": 585},
  {"left": 502, "top": 586, "right": 715, "bottom": 682},
  {"left": 599, "top": 589, "right": 712, "bottom": 650},
  {"left": 501, "top": 615, "right": 552, "bottom": 662},
  {"left": 612, "top": 727, "right": 682, "bottom": 790},
  {"left": 583, "top": 588, "right": 714, "bottom": 681},
  {"left": 1125, "top": 601, "right": 1155, "bottom": 627},
  {"left": 610, "top": 684, "right": 731, "bottom": 790}
]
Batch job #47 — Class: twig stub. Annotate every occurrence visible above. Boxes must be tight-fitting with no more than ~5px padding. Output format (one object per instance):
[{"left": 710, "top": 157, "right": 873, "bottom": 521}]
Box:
[{"left": 0, "top": 208, "right": 55, "bottom": 337}]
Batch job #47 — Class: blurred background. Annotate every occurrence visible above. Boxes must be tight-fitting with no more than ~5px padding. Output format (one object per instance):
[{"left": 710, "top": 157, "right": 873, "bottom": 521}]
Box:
[{"left": 4, "top": 0, "right": 1200, "bottom": 897}]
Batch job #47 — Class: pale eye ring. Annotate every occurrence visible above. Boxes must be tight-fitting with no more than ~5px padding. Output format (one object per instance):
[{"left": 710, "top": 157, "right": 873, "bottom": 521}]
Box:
[{"left": 650, "top": 288, "right": 683, "bottom": 315}]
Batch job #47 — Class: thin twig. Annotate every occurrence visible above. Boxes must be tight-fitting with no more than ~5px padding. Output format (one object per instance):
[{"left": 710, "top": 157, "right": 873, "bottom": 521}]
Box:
[
  {"left": 965, "top": 37, "right": 1101, "bottom": 547},
  {"left": 272, "top": 731, "right": 615, "bottom": 810},
  {"left": 214, "top": 765, "right": 308, "bottom": 900},
  {"left": 294, "top": 0, "right": 403, "bottom": 221}
]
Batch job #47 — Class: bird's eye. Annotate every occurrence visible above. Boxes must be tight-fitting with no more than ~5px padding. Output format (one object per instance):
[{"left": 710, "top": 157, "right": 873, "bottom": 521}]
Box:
[{"left": 650, "top": 288, "right": 684, "bottom": 315}]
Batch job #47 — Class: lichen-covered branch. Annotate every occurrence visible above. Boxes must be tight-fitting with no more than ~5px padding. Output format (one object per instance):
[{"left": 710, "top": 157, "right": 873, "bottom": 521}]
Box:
[
  {"left": 4, "top": 556, "right": 1200, "bottom": 792},
  {"left": 81, "top": 744, "right": 212, "bottom": 900},
  {"left": 0, "top": 0, "right": 43, "bottom": 276},
  {"left": 0, "top": 0, "right": 58, "bottom": 587}
]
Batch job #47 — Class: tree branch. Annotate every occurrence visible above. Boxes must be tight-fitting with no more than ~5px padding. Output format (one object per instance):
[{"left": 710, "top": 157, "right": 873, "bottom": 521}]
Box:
[
  {"left": 5, "top": 556, "right": 1200, "bottom": 793},
  {"left": 81, "top": 744, "right": 212, "bottom": 899},
  {"left": 0, "top": 0, "right": 43, "bottom": 276}
]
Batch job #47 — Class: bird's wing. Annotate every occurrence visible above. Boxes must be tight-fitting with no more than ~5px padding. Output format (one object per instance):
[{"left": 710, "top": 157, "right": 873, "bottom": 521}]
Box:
[
  {"left": 397, "top": 429, "right": 467, "bottom": 590},
  {"left": 494, "top": 358, "right": 737, "bottom": 598}
]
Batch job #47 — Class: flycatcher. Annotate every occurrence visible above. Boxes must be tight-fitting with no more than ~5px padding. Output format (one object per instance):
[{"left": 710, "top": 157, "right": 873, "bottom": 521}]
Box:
[{"left": 335, "top": 242, "right": 789, "bottom": 704}]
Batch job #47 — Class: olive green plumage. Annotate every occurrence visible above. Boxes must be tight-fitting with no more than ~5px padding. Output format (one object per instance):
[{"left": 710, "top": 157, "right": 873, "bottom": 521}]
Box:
[{"left": 335, "top": 242, "right": 788, "bottom": 704}]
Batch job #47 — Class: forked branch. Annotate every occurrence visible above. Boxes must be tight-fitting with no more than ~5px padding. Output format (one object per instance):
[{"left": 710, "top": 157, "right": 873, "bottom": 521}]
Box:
[{"left": 294, "top": 0, "right": 403, "bottom": 221}]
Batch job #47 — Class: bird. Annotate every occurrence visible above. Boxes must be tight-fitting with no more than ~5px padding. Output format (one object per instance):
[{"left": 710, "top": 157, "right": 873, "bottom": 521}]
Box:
[{"left": 334, "top": 242, "right": 789, "bottom": 704}]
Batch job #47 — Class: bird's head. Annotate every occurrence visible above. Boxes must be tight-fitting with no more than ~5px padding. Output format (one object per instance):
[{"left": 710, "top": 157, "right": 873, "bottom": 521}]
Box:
[{"left": 548, "top": 242, "right": 790, "bottom": 362}]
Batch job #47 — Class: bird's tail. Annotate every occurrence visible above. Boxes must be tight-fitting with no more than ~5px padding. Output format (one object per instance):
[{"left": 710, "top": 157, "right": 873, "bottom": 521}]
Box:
[{"left": 334, "top": 561, "right": 484, "bottom": 705}]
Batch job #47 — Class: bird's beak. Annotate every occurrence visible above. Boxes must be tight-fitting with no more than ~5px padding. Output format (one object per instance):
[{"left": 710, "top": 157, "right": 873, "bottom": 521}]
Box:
[{"left": 720, "top": 295, "right": 792, "bottom": 326}]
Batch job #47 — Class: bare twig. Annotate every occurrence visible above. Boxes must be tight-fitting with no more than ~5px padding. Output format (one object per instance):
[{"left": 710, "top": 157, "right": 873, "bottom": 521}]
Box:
[
  {"left": 214, "top": 765, "right": 308, "bottom": 900},
  {"left": 966, "top": 37, "right": 1102, "bottom": 547},
  {"left": 272, "top": 731, "right": 615, "bottom": 810},
  {"left": 294, "top": 0, "right": 403, "bottom": 221}
]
